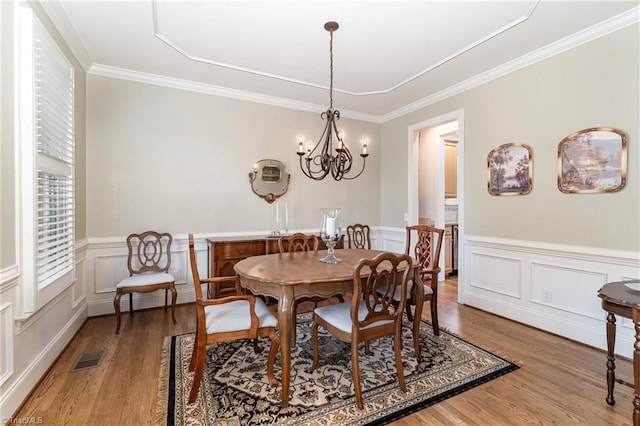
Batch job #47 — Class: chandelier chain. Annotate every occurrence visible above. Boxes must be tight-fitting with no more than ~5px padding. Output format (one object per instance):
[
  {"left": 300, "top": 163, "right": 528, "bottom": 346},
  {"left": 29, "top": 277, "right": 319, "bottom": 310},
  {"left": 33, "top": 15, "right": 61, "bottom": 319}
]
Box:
[{"left": 329, "top": 28, "right": 334, "bottom": 109}]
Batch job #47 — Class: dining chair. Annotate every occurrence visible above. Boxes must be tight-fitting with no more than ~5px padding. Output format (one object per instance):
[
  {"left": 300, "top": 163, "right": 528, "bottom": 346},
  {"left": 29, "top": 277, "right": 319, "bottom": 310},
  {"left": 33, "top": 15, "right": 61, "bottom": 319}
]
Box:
[
  {"left": 346, "top": 223, "right": 371, "bottom": 249},
  {"left": 404, "top": 225, "right": 444, "bottom": 337},
  {"left": 277, "top": 232, "right": 340, "bottom": 343},
  {"left": 277, "top": 232, "right": 319, "bottom": 253},
  {"left": 113, "top": 231, "right": 177, "bottom": 334},
  {"left": 187, "top": 234, "right": 279, "bottom": 403},
  {"left": 309, "top": 251, "right": 412, "bottom": 410}
]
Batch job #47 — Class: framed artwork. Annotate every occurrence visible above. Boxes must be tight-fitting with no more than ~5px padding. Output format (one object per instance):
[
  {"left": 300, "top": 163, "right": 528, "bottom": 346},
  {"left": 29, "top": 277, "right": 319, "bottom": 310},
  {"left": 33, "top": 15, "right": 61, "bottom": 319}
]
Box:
[
  {"left": 557, "top": 127, "right": 627, "bottom": 194},
  {"left": 487, "top": 143, "right": 533, "bottom": 196}
]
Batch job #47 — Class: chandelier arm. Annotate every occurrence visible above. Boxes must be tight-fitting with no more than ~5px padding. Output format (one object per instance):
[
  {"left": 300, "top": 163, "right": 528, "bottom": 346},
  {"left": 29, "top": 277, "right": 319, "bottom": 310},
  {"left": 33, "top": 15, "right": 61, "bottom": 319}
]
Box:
[{"left": 340, "top": 156, "right": 367, "bottom": 180}]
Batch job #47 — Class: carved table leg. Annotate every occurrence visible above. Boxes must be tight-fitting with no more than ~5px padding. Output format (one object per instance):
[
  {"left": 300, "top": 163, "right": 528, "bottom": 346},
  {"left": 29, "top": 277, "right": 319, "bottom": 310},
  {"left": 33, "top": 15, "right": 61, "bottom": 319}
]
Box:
[
  {"left": 633, "top": 308, "right": 640, "bottom": 426},
  {"left": 278, "top": 287, "right": 295, "bottom": 407},
  {"left": 606, "top": 312, "right": 616, "bottom": 406}
]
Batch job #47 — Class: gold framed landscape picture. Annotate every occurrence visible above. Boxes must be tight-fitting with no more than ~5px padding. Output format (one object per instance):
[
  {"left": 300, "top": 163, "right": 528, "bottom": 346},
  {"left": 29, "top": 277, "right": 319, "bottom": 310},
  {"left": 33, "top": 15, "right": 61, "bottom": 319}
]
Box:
[
  {"left": 487, "top": 143, "right": 532, "bottom": 196},
  {"left": 558, "top": 127, "right": 627, "bottom": 194}
]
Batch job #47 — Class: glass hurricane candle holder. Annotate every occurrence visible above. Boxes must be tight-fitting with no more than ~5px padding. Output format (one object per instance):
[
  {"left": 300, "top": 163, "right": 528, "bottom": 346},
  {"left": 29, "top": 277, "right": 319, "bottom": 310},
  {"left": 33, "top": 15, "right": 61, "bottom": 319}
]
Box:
[{"left": 320, "top": 207, "right": 342, "bottom": 264}]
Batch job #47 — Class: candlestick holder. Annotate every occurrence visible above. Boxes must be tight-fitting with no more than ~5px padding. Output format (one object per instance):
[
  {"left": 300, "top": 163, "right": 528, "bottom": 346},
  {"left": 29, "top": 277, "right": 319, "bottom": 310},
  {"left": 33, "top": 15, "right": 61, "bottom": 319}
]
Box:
[{"left": 320, "top": 207, "right": 342, "bottom": 264}]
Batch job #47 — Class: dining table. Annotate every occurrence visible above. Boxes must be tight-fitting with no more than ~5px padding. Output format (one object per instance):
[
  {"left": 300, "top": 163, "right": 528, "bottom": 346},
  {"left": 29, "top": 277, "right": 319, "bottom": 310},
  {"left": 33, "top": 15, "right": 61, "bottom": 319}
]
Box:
[{"left": 234, "top": 248, "right": 422, "bottom": 407}]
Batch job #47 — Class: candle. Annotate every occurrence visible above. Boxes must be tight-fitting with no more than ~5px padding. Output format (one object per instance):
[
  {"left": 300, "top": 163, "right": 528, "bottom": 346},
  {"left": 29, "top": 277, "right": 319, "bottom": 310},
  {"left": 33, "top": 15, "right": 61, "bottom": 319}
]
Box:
[
  {"left": 337, "top": 140, "right": 343, "bottom": 150},
  {"left": 285, "top": 202, "right": 289, "bottom": 230},
  {"left": 326, "top": 216, "right": 336, "bottom": 236},
  {"left": 297, "top": 135, "right": 304, "bottom": 153},
  {"left": 362, "top": 138, "right": 368, "bottom": 155}
]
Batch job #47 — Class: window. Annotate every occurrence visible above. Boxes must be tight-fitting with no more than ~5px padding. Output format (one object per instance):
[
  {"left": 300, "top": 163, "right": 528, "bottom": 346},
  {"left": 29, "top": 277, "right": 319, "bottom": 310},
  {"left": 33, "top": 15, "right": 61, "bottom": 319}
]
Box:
[{"left": 18, "top": 5, "right": 75, "bottom": 312}]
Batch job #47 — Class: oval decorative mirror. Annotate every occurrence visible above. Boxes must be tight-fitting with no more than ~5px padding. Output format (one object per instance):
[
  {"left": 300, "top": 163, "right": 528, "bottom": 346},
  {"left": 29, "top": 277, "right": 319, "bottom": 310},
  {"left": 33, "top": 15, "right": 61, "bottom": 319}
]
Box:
[{"left": 249, "top": 159, "right": 290, "bottom": 203}]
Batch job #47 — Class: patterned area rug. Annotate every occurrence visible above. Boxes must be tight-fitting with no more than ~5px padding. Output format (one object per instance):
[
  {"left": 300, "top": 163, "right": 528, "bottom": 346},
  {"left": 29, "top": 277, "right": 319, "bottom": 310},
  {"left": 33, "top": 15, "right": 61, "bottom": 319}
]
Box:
[{"left": 156, "top": 313, "right": 518, "bottom": 425}]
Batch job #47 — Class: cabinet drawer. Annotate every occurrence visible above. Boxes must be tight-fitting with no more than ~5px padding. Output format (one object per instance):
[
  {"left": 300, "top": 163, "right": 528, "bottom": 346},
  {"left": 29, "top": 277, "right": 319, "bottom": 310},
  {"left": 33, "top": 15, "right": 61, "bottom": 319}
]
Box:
[{"left": 214, "top": 241, "right": 264, "bottom": 259}]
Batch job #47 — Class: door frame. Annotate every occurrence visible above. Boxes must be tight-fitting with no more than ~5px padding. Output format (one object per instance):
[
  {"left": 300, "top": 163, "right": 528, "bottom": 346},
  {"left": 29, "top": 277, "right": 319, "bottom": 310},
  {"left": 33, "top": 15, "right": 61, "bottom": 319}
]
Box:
[{"left": 407, "top": 109, "right": 464, "bottom": 301}]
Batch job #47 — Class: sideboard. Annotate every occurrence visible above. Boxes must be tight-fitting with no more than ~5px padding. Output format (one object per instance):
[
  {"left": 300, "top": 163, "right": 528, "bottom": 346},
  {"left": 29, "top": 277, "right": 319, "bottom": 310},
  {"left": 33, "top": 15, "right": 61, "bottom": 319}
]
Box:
[{"left": 207, "top": 234, "right": 344, "bottom": 296}]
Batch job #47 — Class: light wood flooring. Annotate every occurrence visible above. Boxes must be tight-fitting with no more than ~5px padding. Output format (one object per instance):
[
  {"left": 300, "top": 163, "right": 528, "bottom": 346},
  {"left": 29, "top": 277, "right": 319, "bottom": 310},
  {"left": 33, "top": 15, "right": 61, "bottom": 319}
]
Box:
[{"left": 14, "top": 277, "right": 634, "bottom": 425}]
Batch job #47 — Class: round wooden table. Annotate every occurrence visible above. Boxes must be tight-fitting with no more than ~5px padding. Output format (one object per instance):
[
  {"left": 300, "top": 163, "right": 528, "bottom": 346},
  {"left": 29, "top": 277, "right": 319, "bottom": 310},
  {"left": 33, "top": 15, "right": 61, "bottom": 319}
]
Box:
[{"left": 234, "top": 248, "right": 421, "bottom": 407}]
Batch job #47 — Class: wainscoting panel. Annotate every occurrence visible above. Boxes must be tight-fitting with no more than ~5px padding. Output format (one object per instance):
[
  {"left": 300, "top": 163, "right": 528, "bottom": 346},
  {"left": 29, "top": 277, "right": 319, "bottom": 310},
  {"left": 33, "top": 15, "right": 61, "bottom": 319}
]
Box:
[
  {"left": 94, "top": 254, "right": 129, "bottom": 294},
  {"left": 530, "top": 261, "right": 607, "bottom": 320},
  {"left": 462, "top": 235, "right": 640, "bottom": 358},
  {"left": 378, "top": 227, "right": 405, "bottom": 253},
  {"left": 72, "top": 256, "right": 87, "bottom": 309},
  {"left": 467, "top": 251, "right": 522, "bottom": 299},
  {"left": 0, "top": 303, "right": 14, "bottom": 387}
]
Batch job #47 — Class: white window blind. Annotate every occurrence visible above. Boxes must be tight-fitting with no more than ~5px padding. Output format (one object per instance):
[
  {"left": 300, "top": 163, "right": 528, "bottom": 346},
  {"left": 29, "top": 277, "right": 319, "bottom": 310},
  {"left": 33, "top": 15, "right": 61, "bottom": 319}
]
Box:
[
  {"left": 33, "top": 20, "right": 75, "bottom": 290},
  {"left": 18, "top": 5, "right": 75, "bottom": 312}
]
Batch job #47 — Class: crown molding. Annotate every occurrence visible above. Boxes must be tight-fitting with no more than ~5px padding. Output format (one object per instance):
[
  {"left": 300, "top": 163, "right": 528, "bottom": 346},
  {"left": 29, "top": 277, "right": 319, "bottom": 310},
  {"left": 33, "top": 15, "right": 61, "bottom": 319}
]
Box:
[
  {"left": 87, "top": 64, "right": 382, "bottom": 123},
  {"left": 380, "top": 6, "right": 640, "bottom": 122},
  {"left": 39, "top": 0, "right": 92, "bottom": 71}
]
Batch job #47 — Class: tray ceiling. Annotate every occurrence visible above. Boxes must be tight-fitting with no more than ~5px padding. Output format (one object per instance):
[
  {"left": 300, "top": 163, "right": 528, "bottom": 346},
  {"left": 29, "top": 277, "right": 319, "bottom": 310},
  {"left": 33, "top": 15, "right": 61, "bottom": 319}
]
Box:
[{"left": 47, "top": 0, "right": 639, "bottom": 120}]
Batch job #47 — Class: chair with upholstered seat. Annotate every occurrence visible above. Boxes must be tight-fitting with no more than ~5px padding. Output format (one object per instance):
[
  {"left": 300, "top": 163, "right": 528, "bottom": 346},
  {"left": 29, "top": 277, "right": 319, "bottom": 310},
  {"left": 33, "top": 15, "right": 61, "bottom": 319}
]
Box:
[
  {"left": 309, "top": 251, "right": 412, "bottom": 410},
  {"left": 346, "top": 223, "right": 371, "bottom": 249},
  {"left": 113, "top": 231, "right": 177, "bottom": 334},
  {"left": 404, "top": 225, "right": 444, "bottom": 336},
  {"left": 187, "top": 234, "right": 279, "bottom": 403}
]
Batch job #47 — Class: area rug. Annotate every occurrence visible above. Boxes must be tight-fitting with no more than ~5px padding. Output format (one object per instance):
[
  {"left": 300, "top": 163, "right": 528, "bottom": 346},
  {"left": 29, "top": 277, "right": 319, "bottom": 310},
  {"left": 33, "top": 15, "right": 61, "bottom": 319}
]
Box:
[{"left": 156, "top": 312, "right": 519, "bottom": 425}]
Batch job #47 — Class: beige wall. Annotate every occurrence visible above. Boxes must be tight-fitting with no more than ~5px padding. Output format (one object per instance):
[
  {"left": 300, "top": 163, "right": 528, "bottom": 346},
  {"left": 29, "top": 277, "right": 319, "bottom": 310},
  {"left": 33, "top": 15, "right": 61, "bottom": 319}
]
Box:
[
  {"left": 86, "top": 75, "right": 381, "bottom": 238},
  {"left": 381, "top": 24, "right": 639, "bottom": 251}
]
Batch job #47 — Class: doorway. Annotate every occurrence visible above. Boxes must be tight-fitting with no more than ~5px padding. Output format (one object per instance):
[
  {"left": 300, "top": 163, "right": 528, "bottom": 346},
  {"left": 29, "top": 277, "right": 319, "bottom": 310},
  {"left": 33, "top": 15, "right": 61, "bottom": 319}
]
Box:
[{"left": 407, "top": 109, "right": 464, "bottom": 304}]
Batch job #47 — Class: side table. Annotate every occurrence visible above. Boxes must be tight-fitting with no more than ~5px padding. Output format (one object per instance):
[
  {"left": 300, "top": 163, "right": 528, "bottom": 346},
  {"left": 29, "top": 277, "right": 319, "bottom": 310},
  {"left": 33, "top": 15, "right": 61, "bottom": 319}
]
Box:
[{"left": 598, "top": 279, "right": 640, "bottom": 426}]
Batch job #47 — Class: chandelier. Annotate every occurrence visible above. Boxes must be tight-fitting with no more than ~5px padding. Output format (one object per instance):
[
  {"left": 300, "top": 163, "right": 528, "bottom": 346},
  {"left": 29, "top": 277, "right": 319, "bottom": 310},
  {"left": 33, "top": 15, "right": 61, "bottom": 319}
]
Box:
[{"left": 297, "top": 21, "right": 368, "bottom": 181}]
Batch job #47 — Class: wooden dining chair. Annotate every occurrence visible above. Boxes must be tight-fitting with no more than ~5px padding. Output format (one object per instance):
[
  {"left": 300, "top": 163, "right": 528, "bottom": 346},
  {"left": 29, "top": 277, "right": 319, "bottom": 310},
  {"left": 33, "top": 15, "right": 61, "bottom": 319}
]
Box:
[
  {"left": 277, "top": 232, "right": 319, "bottom": 253},
  {"left": 113, "top": 231, "right": 177, "bottom": 334},
  {"left": 346, "top": 223, "right": 371, "bottom": 249},
  {"left": 404, "top": 225, "right": 444, "bottom": 337},
  {"left": 277, "top": 232, "right": 328, "bottom": 343},
  {"left": 309, "top": 251, "right": 412, "bottom": 410},
  {"left": 187, "top": 234, "right": 279, "bottom": 403}
]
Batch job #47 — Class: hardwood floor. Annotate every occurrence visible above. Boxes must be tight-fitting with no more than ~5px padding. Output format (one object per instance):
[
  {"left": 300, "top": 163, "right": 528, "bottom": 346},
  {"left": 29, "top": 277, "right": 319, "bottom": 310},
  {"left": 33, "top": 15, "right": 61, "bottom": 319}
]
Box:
[{"left": 15, "top": 277, "right": 634, "bottom": 425}]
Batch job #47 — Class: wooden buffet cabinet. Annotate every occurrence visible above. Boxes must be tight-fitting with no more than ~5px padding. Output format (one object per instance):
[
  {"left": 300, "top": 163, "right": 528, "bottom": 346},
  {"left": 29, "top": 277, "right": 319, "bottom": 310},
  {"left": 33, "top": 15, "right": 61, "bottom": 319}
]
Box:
[{"left": 207, "top": 234, "right": 345, "bottom": 277}]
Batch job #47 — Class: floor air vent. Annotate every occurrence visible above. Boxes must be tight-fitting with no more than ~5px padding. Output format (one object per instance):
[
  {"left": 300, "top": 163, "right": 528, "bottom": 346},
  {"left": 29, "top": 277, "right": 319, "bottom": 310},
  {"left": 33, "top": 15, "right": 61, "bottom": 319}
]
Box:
[{"left": 70, "top": 350, "right": 106, "bottom": 372}]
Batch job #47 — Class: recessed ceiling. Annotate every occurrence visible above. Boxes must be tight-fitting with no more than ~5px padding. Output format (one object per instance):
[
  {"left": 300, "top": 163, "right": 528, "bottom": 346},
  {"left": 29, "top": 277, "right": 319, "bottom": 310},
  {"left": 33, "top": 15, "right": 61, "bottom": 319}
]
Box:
[{"left": 47, "top": 0, "right": 639, "bottom": 120}]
